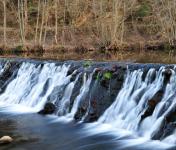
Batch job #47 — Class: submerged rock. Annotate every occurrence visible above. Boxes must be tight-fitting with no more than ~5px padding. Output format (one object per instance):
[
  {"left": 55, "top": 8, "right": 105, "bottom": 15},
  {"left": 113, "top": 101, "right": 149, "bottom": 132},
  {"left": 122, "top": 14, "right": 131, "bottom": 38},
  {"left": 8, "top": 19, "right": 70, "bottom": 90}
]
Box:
[
  {"left": 38, "top": 102, "right": 56, "bottom": 115},
  {"left": 0, "top": 136, "right": 13, "bottom": 144}
]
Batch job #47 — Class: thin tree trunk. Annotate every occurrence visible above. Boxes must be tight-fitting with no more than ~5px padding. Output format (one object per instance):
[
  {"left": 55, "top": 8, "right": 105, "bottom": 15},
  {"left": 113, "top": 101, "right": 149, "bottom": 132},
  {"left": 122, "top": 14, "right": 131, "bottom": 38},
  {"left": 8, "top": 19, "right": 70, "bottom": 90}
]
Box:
[
  {"left": 21, "top": 0, "right": 26, "bottom": 47},
  {"left": 18, "top": 0, "right": 24, "bottom": 46},
  {"left": 120, "top": 3, "right": 125, "bottom": 44},
  {"left": 43, "top": 0, "right": 49, "bottom": 46},
  {"left": 55, "top": 0, "right": 58, "bottom": 44},
  {"left": 39, "top": 0, "right": 46, "bottom": 46},
  {"left": 24, "top": 0, "right": 28, "bottom": 40},
  {"left": 35, "top": 0, "right": 41, "bottom": 45},
  {"left": 62, "top": 0, "right": 68, "bottom": 46},
  {"left": 3, "top": 0, "right": 7, "bottom": 46}
]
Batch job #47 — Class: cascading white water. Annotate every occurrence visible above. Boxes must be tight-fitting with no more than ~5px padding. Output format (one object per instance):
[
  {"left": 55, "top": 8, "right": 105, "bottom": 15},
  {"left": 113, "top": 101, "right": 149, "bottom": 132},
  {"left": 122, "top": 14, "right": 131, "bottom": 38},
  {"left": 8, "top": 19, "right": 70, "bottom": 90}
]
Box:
[
  {"left": 57, "top": 72, "right": 80, "bottom": 116},
  {"left": 67, "top": 71, "right": 94, "bottom": 118},
  {"left": 142, "top": 70, "right": 176, "bottom": 139},
  {"left": 98, "top": 66, "right": 176, "bottom": 145},
  {"left": 0, "top": 62, "right": 71, "bottom": 111},
  {"left": 0, "top": 61, "right": 96, "bottom": 120},
  {"left": 0, "top": 61, "right": 95, "bottom": 119}
]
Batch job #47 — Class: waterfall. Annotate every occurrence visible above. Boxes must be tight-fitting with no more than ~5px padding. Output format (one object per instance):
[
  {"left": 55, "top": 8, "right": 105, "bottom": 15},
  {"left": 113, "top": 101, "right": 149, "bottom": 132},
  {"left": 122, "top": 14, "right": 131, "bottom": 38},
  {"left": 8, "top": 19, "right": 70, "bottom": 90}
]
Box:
[
  {"left": 0, "top": 61, "right": 94, "bottom": 119},
  {"left": 67, "top": 71, "right": 94, "bottom": 118},
  {"left": 0, "top": 62, "right": 71, "bottom": 111},
  {"left": 57, "top": 72, "right": 80, "bottom": 116},
  {"left": 98, "top": 66, "right": 176, "bottom": 145},
  {"left": 0, "top": 60, "right": 176, "bottom": 147}
]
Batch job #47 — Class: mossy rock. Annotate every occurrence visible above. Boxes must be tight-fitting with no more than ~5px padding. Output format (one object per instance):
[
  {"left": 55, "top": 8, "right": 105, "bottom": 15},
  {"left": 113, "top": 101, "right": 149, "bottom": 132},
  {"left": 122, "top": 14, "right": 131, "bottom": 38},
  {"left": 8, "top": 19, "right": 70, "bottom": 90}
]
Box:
[
  {"left": 83, "top": 61, "right": 93, "bottom": 68},
  {"left": 103, "top": 72, "right": 113, "bottom": 80}
]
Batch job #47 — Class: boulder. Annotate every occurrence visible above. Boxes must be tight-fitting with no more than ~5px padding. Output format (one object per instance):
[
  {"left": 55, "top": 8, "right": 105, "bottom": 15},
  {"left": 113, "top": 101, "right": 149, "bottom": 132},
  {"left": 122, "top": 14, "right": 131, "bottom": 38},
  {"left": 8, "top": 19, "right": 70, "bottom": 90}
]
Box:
[
  {"left": 0, "top": 136, "right": 13, "bottom": 144},
  {"left": 38, "top": 102, "right": 56, "bottom": 115}
]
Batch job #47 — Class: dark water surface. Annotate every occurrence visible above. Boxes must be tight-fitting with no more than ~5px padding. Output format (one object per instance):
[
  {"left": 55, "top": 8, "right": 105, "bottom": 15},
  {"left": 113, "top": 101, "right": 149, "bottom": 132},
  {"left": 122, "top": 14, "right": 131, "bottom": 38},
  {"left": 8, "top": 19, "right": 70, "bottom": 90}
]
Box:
[
  {"left": 1, "top": 50, "right": 176, "bottom": 64},
  {"left": 0, "top": 113, "right": 118, "bottom": 150},
  {"left": 0, "top": 111, "right": 175, "bottom": 150}
]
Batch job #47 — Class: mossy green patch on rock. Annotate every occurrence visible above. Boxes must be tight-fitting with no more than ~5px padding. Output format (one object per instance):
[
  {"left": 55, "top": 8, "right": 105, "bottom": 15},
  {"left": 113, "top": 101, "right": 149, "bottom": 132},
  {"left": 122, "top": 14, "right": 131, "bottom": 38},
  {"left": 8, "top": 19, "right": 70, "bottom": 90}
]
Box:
[
  {"left": 103, "top": 72, "right": 113, "bottom": 80},
  {"left": 83, "top": 61, "right": 93, "bottom": 68}
]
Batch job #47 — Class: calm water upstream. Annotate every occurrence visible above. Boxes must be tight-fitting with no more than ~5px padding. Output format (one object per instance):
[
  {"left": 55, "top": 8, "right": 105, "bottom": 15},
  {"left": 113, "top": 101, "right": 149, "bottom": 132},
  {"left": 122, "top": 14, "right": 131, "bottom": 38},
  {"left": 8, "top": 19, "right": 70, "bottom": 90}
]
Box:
[{"left": 1, "top": 50, "right": 176, "bottom": 64}]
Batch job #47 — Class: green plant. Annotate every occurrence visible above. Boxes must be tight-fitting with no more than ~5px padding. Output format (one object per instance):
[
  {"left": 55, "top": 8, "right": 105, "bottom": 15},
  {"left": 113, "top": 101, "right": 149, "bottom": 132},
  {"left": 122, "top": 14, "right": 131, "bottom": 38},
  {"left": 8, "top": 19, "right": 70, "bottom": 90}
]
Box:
[
  {"left": 103, "top": 71, "right": 112, "bottom": 80},
  {"left": 96, "top": 73, "right": 100, "bottom": 81},
  {"left": 83, "top": 61, "right": 92, "bottom": 68},
  {"left": 136, "top": 3, "right": 151, "bottom": 18},
  {"left": 16, "top": 45, "right": 24, "bottom": 51}
]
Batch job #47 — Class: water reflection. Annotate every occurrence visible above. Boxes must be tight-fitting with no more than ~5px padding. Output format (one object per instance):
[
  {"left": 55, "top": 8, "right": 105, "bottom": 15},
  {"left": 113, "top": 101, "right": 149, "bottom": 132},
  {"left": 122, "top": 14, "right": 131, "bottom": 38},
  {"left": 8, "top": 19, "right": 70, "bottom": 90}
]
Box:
[{"left": 0, "top": 50, "right": 176, "bottom": 64}]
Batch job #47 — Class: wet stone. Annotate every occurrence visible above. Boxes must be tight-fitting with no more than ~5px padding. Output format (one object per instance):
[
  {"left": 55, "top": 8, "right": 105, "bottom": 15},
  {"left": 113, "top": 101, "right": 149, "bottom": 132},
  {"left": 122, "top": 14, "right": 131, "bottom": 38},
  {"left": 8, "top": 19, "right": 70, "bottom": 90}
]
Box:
[
  {"left": 38, "top": 102, "right": 56, "bottom": 115},
  {"left": 0, "top": 136, "right": 13, "bottom": 144}
]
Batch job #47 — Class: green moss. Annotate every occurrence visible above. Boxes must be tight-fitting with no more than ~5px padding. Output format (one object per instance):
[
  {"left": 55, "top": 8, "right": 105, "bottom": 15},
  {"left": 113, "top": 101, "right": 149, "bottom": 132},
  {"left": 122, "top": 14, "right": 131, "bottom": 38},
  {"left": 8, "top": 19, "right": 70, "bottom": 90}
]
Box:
[
  {"left": 103, "top": 72, "right": 112, "bottom": 80},
  {"left": 96, "top": 73, "right": 100, "bottom": 81},
  {"left": 83, "top": 61, "right": 92, "bottom": 68}
]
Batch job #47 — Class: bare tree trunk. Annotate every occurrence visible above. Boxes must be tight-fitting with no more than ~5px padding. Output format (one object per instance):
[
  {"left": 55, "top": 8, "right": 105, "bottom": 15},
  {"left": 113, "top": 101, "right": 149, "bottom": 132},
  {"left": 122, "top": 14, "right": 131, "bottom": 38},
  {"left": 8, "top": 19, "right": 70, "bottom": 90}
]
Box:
[
  {"left": 21, "top": 0, "right": 26, "bottom": 48},
  {"left": 62, "top": 0, "right": 68, "bottom": 46},
  {"left": 43, "top": 0, "right": 49, "bottom": 47},
  {"left": 3, "top": 0, "right": 7, "bottom": 47},
  {"left": 55, "top": 0, "right": 58, "bottom": 44},
  {"left": 18, "top": 0, "right": 24, "bottom": 47},
  {"left": 35, "top": 0, "right": 41, "bottom": 45},
  {"left": 39, "top": 0, "right": 46, "bottom": 46},
  {"left": 120, "top": 3, "right": 125, "bottom": 44},
  {"left": 24, "top": 0, "right": 28, "bottom": 40}
]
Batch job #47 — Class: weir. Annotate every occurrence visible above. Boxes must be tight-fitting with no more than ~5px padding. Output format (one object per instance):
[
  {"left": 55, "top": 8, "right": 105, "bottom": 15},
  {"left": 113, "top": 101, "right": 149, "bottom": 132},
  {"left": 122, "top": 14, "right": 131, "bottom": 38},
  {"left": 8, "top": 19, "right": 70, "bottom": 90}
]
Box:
[{"left": 0, "top": 59, "right": 175, "bottom": 148}]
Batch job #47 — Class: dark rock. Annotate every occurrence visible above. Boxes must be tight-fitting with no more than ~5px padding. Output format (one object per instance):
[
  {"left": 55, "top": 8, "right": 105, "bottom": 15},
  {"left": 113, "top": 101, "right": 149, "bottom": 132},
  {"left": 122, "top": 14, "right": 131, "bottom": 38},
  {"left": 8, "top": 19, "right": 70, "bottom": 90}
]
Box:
[
  {"left": 152, "top": 106, "right": 176, "bottom": 140},
  {"left": 166, "top": 109, "right": 176, "bottom": 123},
  {"left": 95, "top": 68, "right": 102, "bottom": 73},
  {"left": 78, "top": 69, "right": 124, "bottom": 122},
  {"left": 112, "top": 65, "right": 118, "bottom": 72},
  {"left": 67, "top": 70, "right": 73, "bottom": 76},
  {"left": 70, "top": 72, "right": 79, "bottom": 82},
  {"left": 69, "top": 76, "right": 83, "bottom": 111},
  {"left": 141, "top": 90, "right": 164, "bottom": 121},
  {"left": 74, "top": 105, "right": 87, "bottom": 120},
  {"left": 100, "top": 79, "right": 109, "bottom": 88},
  {"left": 161, "top": 122, "right": 176, "bottom": 140},
  {"left": 38, "top": 102, "right": 56, "bottom": 115},
  {"left": 152, "top": 117, "right": 167, "bottom": 140},
  {"left": 141, "top": 68, "right": 149, "bottom": 81},
  {"left": 163, "top": 69, "right": 172, "bottom": 84},
  {"left": 0, "top": 62, "right": 20, "bottom": 94},
  {"left": 87, "top": 100, "right": 98, "bottom": 122}
]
